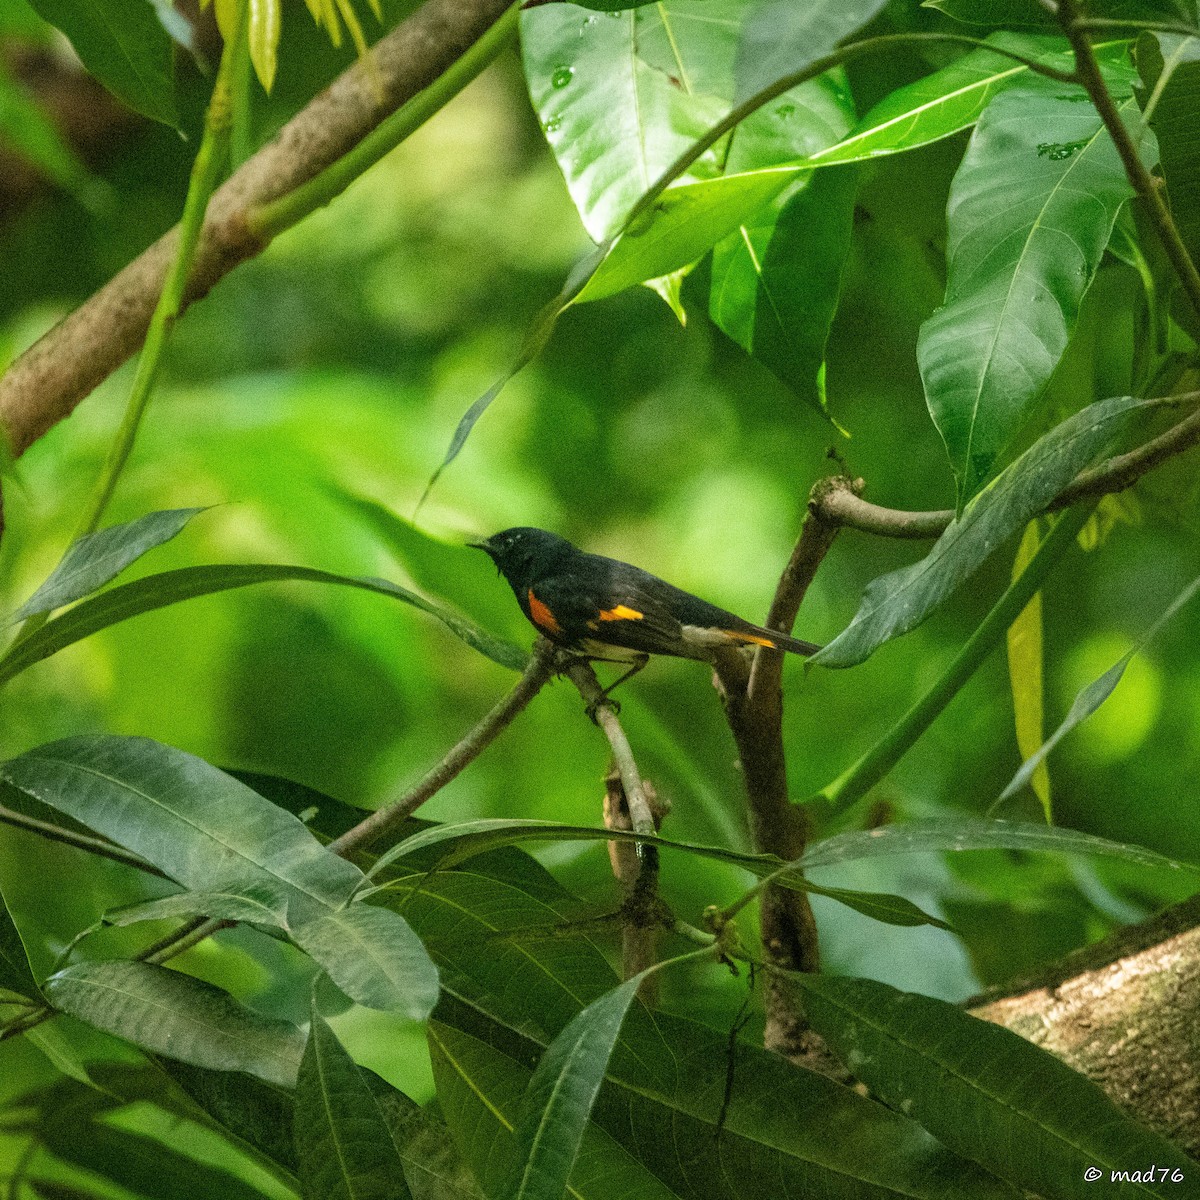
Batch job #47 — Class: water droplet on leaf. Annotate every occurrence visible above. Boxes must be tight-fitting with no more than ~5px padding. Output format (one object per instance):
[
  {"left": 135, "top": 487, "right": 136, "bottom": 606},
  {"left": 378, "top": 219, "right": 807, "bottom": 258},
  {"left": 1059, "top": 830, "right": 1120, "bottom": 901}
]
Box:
[{"left": 551, "top": 66, "right": 574, "bottom": 89}]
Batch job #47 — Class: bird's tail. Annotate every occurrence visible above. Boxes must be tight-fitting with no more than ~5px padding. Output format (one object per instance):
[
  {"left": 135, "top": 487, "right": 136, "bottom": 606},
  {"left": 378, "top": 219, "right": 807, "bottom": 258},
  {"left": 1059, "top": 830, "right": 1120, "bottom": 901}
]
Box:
[{"left": 724, "top": 624, "right": 821, "bottom": 656}]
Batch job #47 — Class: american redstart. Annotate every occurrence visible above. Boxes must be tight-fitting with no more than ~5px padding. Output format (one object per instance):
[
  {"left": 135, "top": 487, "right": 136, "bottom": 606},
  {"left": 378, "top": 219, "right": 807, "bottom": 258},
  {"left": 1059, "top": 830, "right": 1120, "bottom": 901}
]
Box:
[{"left": 471, "top": 527, "right": 820, "bottom": 692}]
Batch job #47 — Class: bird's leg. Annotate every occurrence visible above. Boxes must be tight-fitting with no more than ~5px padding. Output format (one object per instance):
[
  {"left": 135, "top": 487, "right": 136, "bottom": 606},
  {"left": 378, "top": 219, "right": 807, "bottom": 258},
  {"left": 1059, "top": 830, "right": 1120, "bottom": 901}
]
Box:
[{"left": 586, "top": 654, "right": 649, "bottom": 720}]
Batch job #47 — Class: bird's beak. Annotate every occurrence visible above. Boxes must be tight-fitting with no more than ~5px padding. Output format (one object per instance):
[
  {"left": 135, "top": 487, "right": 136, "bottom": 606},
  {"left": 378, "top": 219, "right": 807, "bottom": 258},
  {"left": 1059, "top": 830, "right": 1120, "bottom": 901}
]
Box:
[{"left": 466, "top": 540, "right": 489, "bottom": 551}]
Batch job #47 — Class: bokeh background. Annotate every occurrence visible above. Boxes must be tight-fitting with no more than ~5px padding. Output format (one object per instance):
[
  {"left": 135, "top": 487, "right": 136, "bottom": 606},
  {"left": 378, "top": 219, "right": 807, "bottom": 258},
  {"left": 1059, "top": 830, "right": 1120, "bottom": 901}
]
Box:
[{"left": 1, "top": 0, "right": 1198, "bottom": 1119}]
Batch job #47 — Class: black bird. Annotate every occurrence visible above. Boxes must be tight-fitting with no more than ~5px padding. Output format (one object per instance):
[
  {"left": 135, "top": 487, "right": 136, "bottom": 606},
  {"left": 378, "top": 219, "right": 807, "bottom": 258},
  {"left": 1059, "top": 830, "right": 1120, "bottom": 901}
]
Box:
[{"left": 471, "top": 527, "right": 820, "bottom": 691}]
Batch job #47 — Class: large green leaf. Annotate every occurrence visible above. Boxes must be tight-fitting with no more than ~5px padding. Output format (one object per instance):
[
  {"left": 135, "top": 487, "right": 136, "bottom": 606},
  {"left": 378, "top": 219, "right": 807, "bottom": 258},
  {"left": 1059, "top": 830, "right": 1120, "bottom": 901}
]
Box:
[
  {"left": 504, "top": 972, "right": 651, "bottom": 1200},
  {"left": 797, "top": 974, "right": 1195, "bottom": 1198},
  {"left": 24, "top": 0, "right": 178, "bottom": 126},
  {"left": 0, "top": 563, "right": 529, "bottom": 685},
  {"left": 292, "top": 902, "right": 440, "bottom": 1018},
  {"left": 11, "top": 507, "right": 205, "bottom": 621},
  {"left": 387, "top": 859, "right": 1016, "bottom": 1198},
  {"left": 0, "top": 735, "right": 364, "bottom": 925},
  {"left": 733, "top": 0, "right": 888, "bottom": 102},
  {"left": 709, "top": 165, "right": 857, "bottom": 416},
  {"left": 102, "top": 888, "right": 291, "bottom": 931},
  {"left": 808, "top": 34, "right": 1071, "bottom": 167},
  {"left": 917, "top": 70, "right": 1151, "bottom": 504},
  {"left": 1001, "top": 573, "right": 1200, "bottom": 801},
  {"left": 45, "top": 960, "right": 306, "bottom": 1086},
  {"left": 813, "top": 395, "right": 1148, "bottom": 668},
  {"left": 296, "top": 1005, "right": 414, "bottom": 1200},
  {"left": 1137, "top": 33, "right": 1200, "bottom": 273}
]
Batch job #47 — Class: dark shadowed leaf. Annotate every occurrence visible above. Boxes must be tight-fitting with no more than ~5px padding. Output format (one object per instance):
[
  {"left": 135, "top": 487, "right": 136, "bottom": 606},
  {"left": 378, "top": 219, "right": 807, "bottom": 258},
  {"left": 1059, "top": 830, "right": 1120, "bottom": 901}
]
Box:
[
  {"left": 1001, "top": 574, "right": 1200, "bottom": 801},
  {"left": 925, "top": 0, "right": 1198, "bottom": 28},
  {"left": 0, "top": 59, "right": 94, "bottom": 199},
  {"left": 797, "top": 974, "right": 1195, "bottom": 1198},
  {"left": 12, "top": 507, "right": 206, "bottom": 621},
  {"left": 296, "top": 1005, "right": 413, "bottom": 1200},
  {"left": 292, "top": 903, "right": 439, "bottom": 1018},
  {"left": 710, "top": 166, "right": 857, "bottom": 417},
  {"left": 917, "top": 65, "right": 1151, "bottom": 504},
  {"left": 0, "top": 735, "right": 364, "bottom": 924},
  {"left": 24, "top": 0, "right": 178, "bottom": 125},
  {"left": 0, "top": 883, "right": 40, "bottom": 998},
  {"left": 0, "top": 563, "right": 529, "bottom": 684},
  {"left": 1137, "top": 32, "right": 1200, "bottom": 270},
  {"left": 505, "top": 972, "right": 651, "bottom": 1200},
  {"left": 45, "top": 960, "right": 306, "bottom": 1086},
  {"left": 813, "top": 395, "right": 1148, "bottom": 668}
]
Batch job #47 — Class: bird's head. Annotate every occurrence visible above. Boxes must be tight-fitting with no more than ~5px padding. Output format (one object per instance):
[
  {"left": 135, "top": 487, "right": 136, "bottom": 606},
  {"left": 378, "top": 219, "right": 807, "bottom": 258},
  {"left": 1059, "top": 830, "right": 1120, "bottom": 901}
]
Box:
[{"left": 469, "top": 527, "right": 575, "bottom": 589}]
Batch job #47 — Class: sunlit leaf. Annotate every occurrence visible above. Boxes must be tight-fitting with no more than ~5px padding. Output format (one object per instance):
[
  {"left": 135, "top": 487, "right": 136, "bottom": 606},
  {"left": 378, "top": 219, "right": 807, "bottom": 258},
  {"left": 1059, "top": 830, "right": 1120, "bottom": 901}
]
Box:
[
  {"left": 1001, "top": 574, "right": 1200, "bottom": 801},
  {"left": 296, "top": 1004, "right": 414, "bottom": 1200},
  {"left": 813, "top": 395, "right": 1149, "bottom": 669},
  {"left": 103, "top": 888, "right": 290, "bottom": 930},
  {"left": 45, "top": 960, "right": 306, "bottom": 1086},
  {"left": 24, "top": 0, "right": 179, "bottom": 126},
  {"left": 0, "top": 563, "right": 529, "bottom": 685},
  {"left": 797, "top": 974, "right": 1195, "bottom": 1198},
  {"left": 809, "top": 34, "right": 1072, "bottom": 167},
  {"left": 917, "top": 68, "right": 1152, "bottom": 504},
  {"left": 0, "top": 735, "right": 364, "bottom": 925},
  {"left": 292, "top": 902, "right": 439, "bottom": 1018},
  {"left": 1006, "top": 519, "right": 1050, "bottom": 818},
  {"left": 248, "top": 0, "right": 282, "bottom": 92},
  {"left": 11, "top": 507, "right": 206, "bottom": 622}
]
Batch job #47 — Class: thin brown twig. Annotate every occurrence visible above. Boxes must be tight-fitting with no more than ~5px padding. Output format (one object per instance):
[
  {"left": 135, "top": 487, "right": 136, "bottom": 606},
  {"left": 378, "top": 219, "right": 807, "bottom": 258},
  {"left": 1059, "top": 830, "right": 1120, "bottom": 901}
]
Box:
[
  {"left": 1057, "top": 0, "right": 1200, "bottom": 320},
  {"left": 0, "top": 804, "right": 170, "bottom": 879},
  {"left": 328, "top": 641, "right": 555, "bottom": 857},
  {"left": 814, "top": 392, "right": 1200, "bottom": 540}
]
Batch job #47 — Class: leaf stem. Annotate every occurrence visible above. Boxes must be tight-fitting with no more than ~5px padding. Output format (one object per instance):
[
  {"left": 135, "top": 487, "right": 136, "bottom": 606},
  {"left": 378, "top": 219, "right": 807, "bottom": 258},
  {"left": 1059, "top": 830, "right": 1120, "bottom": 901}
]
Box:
[
  {"left": 1057, "top": 0, "right": 1200, "bottom": 319},
  {"left": 72, "top": 9, "right": 245, "bottom": 542},
  {"left": 0, "top": 804, "right": 169, "bottom": 879},
  {"left": 248, "top": 3, "right": 519, "bottom": 238},
  {"left": 816, "top": 503, "right": 1096, "bottom": 815}
]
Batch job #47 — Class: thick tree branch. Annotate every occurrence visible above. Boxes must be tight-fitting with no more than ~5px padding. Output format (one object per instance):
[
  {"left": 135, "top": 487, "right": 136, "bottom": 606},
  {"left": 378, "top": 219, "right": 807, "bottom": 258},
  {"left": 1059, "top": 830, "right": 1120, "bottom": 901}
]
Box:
[
  {"left": 971, "top": 895, "right": 1200, "bottom": 1156},
  {"left": 0, "top": 0, "right": 515, "bottom": 457}
]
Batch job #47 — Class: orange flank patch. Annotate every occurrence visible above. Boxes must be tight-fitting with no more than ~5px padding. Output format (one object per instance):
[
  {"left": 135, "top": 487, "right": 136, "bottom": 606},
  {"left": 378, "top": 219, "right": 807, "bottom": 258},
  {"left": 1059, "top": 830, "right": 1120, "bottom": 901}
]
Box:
[
  {"left": 527, "top": 589, "right": 561, "bottom": 636},
  {"left": 597, "top": 604, "right": 644, "bottom": 622},
  {"left": 724, "top": 629, "right": 776, "bottom": 648}
]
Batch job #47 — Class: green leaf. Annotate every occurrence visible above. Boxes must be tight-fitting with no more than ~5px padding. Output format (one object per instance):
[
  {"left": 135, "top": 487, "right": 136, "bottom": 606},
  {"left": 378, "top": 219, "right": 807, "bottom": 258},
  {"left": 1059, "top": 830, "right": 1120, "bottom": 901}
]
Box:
[
  {"left": 37, "top": 1115, "right": 275, "bottom": 1200},
  {"left": 575, "top": 168, "right": 804, "bottom": 303},
  {"left": 925, "top": 0, "right": 1199, "bottom": 27},
  {"left": 296, "top": 1004, "right": 414, "bottom": 1200},
  {"left": 804, "top": 881, "right": 952, "bottom": 930},
  {"left": 292, "top": 903, "right": 440, "bottom": 1018},
  {"left": 0, "top": 882, "right": 40, "bottom": 998},
  {"left": 45, "top": 960, "right": 306, "bottom": 1086},
  {"left": 11, "top": 507, "right": 206, "bottom": 622},
  {"left": 1137, "top": 33, "right": 1200, "bottom": 269},
  {"left": 103, "top": 888, "right": 290, "bottom": 930},
  {"left": 1005, "top": 519, "right": 1051, "bottom": 818},
  {"left": 0, "top": 735, "right": 364, "bottom": 924},
  {"left": 795, "top": 974, "right": 1196, "bottom": 1198},
  {"left": 813, "top": 395, "right": 1149, "bottom": 669},
  {"left": 0, "top": 563, "right": 529, "bottom": 685},
  {"left": 797, "top": 817, "right": 1196, "bottom": 874},
  {"left": 709, "top": 165, "right": 857, "bottom": 417},
  {"left": 0, "top": 58, "right": 94, "bottom": 199},
  {"left": 918, "top": 72, "right": 1151, "bottom": 504},
  {"left": 248, "top": 0, "right": 281, "bottom": 92},
  {"left": 24, "top": 0, "right": 178, "bottom": 126},
  {"left": 505, "top": 973, "right": 649, "bottom": 1200},
  {"left": 1001, "top": 573, "right": 1200, "bottom": 801},
  {"left": 809, "top": 34, "right": 1072, "bottom": 167},
  {"left": 733, "top": 0, "right": 888, "bottom": 103}
]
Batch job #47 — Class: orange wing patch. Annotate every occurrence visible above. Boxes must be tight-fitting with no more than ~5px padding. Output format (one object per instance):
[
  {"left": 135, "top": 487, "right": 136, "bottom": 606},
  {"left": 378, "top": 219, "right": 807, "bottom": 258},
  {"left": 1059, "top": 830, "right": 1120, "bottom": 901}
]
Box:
[
  {"left": 723, "top": 629, "right": 776, "bottom": 648},
  {"left": 527, "top": 589, "right": 561, "bottom": 636},
  {"left": 597, "top": 604, "right": 644, "bottom": 622}
]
